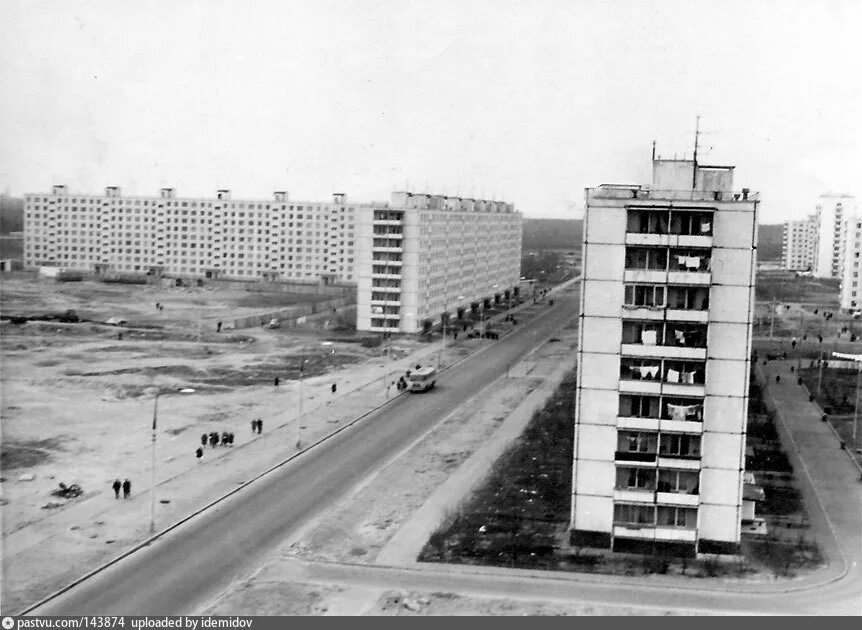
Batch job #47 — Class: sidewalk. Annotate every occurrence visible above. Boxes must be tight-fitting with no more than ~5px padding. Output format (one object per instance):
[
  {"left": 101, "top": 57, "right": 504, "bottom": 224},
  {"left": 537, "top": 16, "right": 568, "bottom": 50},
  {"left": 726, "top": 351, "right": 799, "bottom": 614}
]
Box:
[
  {"left": 2, "top": 295, "right": 550, "bottom": 613},
  {"left": 756, "top": 360, "right": 862, "bottom": 599}
]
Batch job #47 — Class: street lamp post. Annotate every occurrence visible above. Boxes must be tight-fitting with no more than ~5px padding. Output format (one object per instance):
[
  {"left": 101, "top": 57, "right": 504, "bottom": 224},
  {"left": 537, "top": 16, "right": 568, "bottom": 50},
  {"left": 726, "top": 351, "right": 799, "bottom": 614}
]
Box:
[
  {"left": 833, "top": 352, "right": 862, "bottom": 453},
  {"left": 150, "top": 387, "right": 195, "bottom": 533},
  {"left": 297, "top": 347, "right": 306, "bottom": 449}
]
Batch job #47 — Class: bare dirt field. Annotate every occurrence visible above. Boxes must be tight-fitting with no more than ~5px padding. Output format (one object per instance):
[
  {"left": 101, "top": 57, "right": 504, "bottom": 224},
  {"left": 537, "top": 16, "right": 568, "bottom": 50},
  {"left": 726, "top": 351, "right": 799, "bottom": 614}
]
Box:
[{"left": 0, "top": 277, "right": 417, "bottom": 537}]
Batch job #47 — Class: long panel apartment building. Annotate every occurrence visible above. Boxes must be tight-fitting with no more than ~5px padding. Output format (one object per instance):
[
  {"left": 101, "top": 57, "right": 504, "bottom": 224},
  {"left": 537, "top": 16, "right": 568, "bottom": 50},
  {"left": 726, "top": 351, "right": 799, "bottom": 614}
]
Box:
[
  {"left": 23, "top": 185, "right": 522, "bottom": 334},
  {"left": 571, "top": 157, "right": 758, "bottom": 556},
  {"left": 355, "top": 192, "right": 522, "bottom": 334}
]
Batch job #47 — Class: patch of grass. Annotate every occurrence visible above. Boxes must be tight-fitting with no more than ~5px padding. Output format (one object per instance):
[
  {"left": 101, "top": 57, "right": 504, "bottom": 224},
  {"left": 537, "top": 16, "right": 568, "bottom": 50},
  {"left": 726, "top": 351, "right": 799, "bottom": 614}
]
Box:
[
  {"left": 1, "top": 437, "right": 66, "bottom": 469},
  {"left": 419, "top": 371, "right": 576, "bottom": 568},
  {"left": 799, "top": 368, "right": 858, "bottom": 415}
]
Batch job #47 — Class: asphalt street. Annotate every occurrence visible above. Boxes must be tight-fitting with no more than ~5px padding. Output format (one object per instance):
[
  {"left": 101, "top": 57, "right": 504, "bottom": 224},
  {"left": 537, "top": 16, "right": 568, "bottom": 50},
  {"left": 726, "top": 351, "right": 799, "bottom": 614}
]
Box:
[{"left": 29, "top": 289, "right": 578, "bottom": 615}]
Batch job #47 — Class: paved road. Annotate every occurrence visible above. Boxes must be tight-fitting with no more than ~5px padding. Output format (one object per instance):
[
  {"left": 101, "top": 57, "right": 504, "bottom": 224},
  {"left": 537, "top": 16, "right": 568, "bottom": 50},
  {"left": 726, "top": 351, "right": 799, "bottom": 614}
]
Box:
[{"left": 29, "top": 289, "right": 578, "bottom": 615}]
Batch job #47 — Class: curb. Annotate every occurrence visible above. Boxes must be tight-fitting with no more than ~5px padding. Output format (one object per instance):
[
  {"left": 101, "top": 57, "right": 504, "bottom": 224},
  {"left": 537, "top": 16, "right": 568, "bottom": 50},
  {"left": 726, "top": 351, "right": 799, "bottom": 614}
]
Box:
[{"left": 18, "top": 288, "right": 578, "bottom": 615}]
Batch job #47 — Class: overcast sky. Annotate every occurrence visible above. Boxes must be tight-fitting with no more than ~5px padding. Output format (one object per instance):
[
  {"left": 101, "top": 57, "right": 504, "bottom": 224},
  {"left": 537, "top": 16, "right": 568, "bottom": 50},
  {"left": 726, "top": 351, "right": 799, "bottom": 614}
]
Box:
[{"left": 1, "top": 0, "right": 860, "bottom": 222}]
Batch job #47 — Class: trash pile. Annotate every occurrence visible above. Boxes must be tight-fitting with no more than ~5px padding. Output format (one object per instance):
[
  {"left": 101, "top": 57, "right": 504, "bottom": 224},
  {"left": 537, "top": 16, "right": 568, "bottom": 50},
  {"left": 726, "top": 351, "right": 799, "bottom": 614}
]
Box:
[{"left": 50, "top": 482, "right": 84, "bottom": 499}]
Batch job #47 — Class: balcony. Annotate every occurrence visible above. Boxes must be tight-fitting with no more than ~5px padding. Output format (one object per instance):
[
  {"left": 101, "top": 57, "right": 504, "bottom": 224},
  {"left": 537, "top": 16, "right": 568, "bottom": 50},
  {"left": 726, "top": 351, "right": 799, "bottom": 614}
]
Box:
[
  {"left": 617, "top": 416, "right": 660, "bottom": 431},
  {"left": 613, "top": 488, "right": 656, "bottom": 503},
  {"left": 657, "top": 456, "right": 701, "bottom": 470},
  {"left": 614, "top": 451, "right": 657, "bottom": 463},
  {"left": 621, "top": 343, "right": 706, "bottom": 360},
  {"left": 659, "top": 418, "right": 703, "bottom": 433},
  {"left": 625, "top": 233, "right": 713, "bottom": 249},
  {"left": 656, "top": 491, "right": 700, "bottom": 507}
]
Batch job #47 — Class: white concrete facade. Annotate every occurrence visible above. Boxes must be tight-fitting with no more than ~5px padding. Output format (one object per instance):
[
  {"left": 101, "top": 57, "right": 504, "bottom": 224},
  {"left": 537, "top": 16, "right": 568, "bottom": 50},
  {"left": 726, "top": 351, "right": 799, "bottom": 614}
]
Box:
[
  {"left": 840, "top": 215, "right": 862, "bottom": 311},
  {"left": 23, "top": 186, "right": 522, "bottom": 334},
  {"left": 355, "top": 192, "right": 522, "bottom": 334},
  {"left": 23, "top": 186, "right": 360, "bottom": 283},
  {"left": 813, "top": 194, "right": 857, "bottom": 279},
  {"left": 782, "top": 215, "right": 816, "bottom": 272},
  {"left": 571, "top": 158, "right": 758, "bottom": 556}
]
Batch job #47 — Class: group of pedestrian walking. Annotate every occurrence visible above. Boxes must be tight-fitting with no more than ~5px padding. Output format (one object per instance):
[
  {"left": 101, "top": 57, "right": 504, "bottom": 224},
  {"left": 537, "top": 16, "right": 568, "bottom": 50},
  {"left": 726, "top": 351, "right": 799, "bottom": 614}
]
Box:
[
  {"left": 201, "top": 431, "right": 235, "bottom": 448},
  {"left": 251, "top": 418, "right": 263, "bottom": 434},
  {"left": 112, "top": 478, "right": 131, "bottom": 499},
  {"left": 154, "top": 302, "right": 164, "bottom": 312}
]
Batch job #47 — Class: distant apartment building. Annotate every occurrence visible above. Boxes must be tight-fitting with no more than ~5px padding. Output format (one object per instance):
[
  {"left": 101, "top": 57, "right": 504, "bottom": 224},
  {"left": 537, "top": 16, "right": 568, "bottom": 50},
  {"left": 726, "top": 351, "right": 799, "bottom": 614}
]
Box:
[
  {"left": 571, "top": 157, "right": 758, "bottom": 557},
  {"left": 355, "top": 191, "right": 522, "bottom": 334},
  {"left": 813, "top": 194, "right": 857, "bottom": 279},
  {"left": 781, "top": 214, "right": 816, "bottom": 272},
  {"left": 840, "top": 214, "right": 862, "bottom": 311},
  {"left": 23, "top": 185, "right": 522, "bottom": 334},
  {"left": 23, "top": 186, "right": 361, "bottom": 283}
]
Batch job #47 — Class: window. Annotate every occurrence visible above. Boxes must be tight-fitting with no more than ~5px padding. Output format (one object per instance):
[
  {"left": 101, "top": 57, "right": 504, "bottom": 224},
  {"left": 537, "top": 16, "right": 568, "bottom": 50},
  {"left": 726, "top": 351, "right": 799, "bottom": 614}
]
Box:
[
  {"left": 616, "top": 467, "right": 655, "bottom": 490},
  {"left": 656, "top": 506, "right": 697, "bottom": 528},
  {"left": 613, "top": 503, "right": 654, "bottom": 526},
  {"left": 624, "top": 247, "right": 667, "bottom": 270},
  {"left": 624, "top": 285, "right": 666, "bottom": 308},
  {"left": 657, "top": 469, "right": 700, "bottom": 495},
  {"left": 659, "top": 434, "right": 701, "bottom": 458}
]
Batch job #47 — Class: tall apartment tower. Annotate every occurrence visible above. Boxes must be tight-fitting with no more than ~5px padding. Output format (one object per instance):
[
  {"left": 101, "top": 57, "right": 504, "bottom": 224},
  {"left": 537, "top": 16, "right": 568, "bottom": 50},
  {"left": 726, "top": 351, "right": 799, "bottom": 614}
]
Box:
[
  {"left": 571, "top": 157, "right": 758, "bottom": 557},
  {"left": 813, "top": 194, "right": 857, "bottom": 279},
  {"left": 782, "top": 215, "right": 816, "bottom": 272},
  {"left": 840, "top": 214, "right": 862, "bottom": 311}
]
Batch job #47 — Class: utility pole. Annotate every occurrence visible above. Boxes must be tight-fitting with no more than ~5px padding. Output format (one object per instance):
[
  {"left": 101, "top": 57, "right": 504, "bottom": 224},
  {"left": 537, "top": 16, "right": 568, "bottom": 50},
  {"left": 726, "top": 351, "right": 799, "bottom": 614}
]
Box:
[
  {"left": 769, "top": 295, "right": 776, "bottom": 339},
  {"left": 854, "top": 362, "right": 860, "bottom": 453},
  {"left": 797, "top": 308, "right": 804, "bottom": 374},
  {"left": 297, "top": 348, "right": 304, "bottom": 449},
  {"left": 150, "top": 392, "right": 159, "bottom": 534},
  {"left": 817, "top": 351, "right": 825, "bottom": 398}
]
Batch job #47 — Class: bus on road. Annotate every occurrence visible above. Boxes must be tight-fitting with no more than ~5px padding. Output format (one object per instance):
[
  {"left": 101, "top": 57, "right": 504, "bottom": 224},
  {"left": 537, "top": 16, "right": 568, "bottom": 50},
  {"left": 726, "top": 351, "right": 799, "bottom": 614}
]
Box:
[{"left": 408, "top": 366, "right": 437, "bottom": 392}]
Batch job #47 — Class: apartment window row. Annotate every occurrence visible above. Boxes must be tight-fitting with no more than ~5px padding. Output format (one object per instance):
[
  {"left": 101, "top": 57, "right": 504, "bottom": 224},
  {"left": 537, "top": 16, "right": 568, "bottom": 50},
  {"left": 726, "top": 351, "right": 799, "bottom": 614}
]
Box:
[
  {"left": 621, "top": 320, "right": 707, "bottom": 348},
  {"left": 615, "top": 466, "right": 700, "bottom": 496},
  {"left": 613, "top": 504, "right": 697, "bottom": 529},
  {"left": 626, "top": 209, "right": 713, "bottom": 236},
  {"left": 624, "top": 285, "right": 709, "bottom": 310},
  {"left": 615, "top": 431, "right": 701, "bottom": 461},
  {"left": 620, "top": 357, "right": 706, "bottom": 387},
  {"left": 624, "top": 247, "right": 711, "bottom": 272},
  {"left": 618, "top": 394, "right": 704, "bottom": 422}
]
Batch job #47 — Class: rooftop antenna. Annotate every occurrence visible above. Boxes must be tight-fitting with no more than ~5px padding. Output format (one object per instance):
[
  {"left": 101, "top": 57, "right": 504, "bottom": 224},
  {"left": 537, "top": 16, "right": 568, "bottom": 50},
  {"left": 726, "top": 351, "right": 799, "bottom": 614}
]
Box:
[
  {"left": 692, "top": 114, "right": 701, "bottom": 188},
  {"left": 651, "top": 140, "right": 656, "bottom": 160}
]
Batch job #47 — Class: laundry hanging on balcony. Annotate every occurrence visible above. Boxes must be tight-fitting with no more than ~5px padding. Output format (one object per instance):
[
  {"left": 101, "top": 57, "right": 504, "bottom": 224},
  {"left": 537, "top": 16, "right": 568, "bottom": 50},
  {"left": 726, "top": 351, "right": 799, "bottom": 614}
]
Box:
[
  {"left": 641, "top": 329, "right": 657, "bottom": 345},
  {"left": 682, "top": 370, "right": 697, "bottom": 384},
  {"left": 667, "top": 403, "right": 702, "bottom": 421},
  {"left": 699, "top": 220, "right": 711, "bottom": 234},
  {"left": 684, "top": 256, "right": 702, "bottom": 270},
  {"left": 674, "top": 329, "right": 686, "bottom": 344},
  {"left": 636, "top": 365, "right": 659, "bottom": 379},
  {"left": 666, "top": 368, "right": 680, "bottom": 383}
]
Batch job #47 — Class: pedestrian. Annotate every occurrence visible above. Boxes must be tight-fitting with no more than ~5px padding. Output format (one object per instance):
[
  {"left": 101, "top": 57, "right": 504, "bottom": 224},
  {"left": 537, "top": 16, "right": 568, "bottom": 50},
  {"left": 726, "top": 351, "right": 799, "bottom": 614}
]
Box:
[
  {"left": 118, "top": 332, "right": 123, "bottom": 341},
  {"left": 775, "top": 375, "right": 781, "bottom": 384},
  {"left": 274, "top": 377, "right": 280, "bottom": 387},
  {"left": 122, "top": 479, "right": 131, "bottom": 499},
  {"left": 453, "top": 331, "right": 458, "bottom": 341},
  {"left": 228, "top": 432, "right": 234, "bottom": 445},
  {"left": 791, "top": 337, "right": 797, "bottom": 349},
  {"left": 331, "top": 383, "right": 337, "bottom": 394},
  {"left": 210, "top": 432, "right": 219, "bottom": 447},
  {"left": 112, "top": 479, "right": 121, "bottom": 499},
  {"left": 196, "top": 447, "right": 203, "bottom": 459},
  {"left": 201, "top": 433, "right": 208, "bottom": 446},
  {"left": 818, "top": 334, "right": 823, "bottom": 343},
  {"left": 217, "top": 321, "right": 222, "bottom": 333},
  {"left": 251, "top": 419, "right": 257, "bottom": 433},
  {"left": 257, "top": 419, "right": 263, "bottom": 434},
  {"left": 222, "top": 431, "right": 230, "bottom": 445}
]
